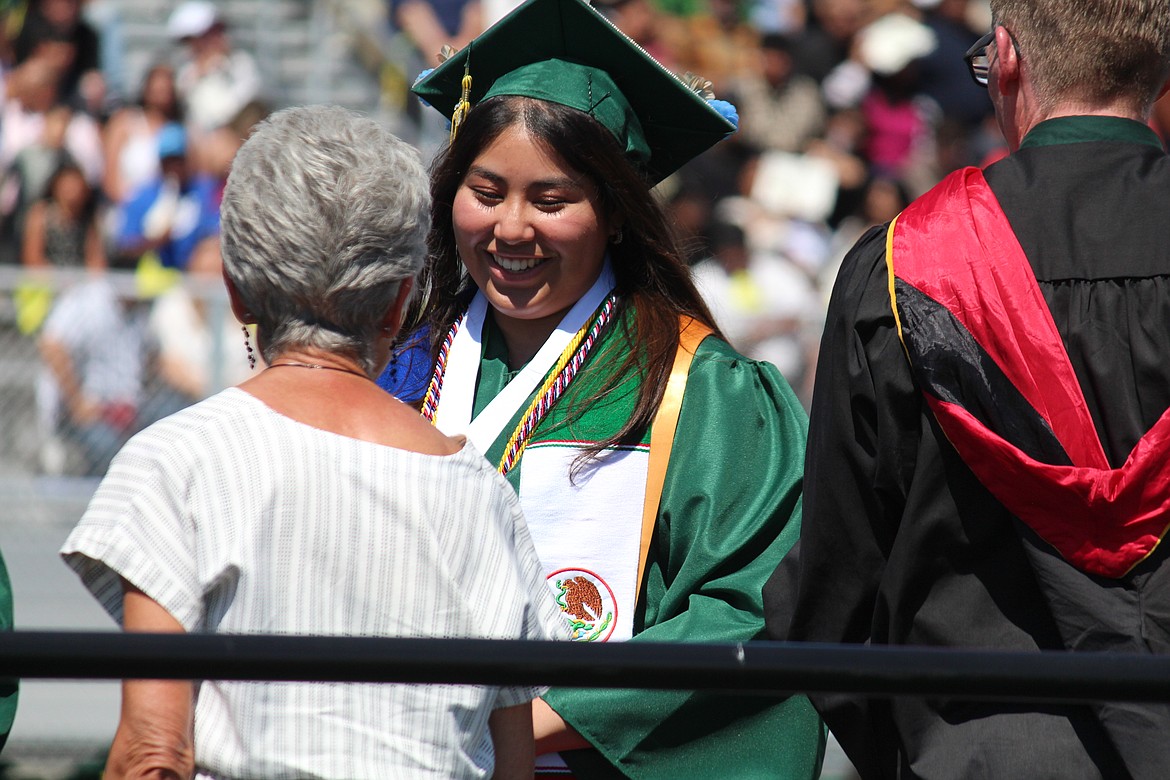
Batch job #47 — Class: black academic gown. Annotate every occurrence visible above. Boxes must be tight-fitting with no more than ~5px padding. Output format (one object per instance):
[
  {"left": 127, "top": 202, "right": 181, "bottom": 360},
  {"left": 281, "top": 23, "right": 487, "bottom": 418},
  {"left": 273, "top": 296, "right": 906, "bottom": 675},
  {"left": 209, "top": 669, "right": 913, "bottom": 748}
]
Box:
[{"left": 764, "top": 117, "right": 1170, "bottom": 779}]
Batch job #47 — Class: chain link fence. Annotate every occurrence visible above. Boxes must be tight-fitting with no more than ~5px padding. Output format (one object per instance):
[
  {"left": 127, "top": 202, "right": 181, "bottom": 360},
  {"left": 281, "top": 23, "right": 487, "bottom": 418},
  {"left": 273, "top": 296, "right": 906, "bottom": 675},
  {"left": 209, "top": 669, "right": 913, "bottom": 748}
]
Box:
[{"left": 0, "top": 266, "right": 246, "bottom": 479}]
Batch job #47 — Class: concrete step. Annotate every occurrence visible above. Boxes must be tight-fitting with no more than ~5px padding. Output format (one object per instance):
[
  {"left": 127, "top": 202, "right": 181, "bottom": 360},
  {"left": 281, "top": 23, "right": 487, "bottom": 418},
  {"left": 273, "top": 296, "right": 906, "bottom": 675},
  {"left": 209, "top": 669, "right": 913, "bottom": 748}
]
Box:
[{"left": 108, "top": 0, "right": 383, "bottom": 114}]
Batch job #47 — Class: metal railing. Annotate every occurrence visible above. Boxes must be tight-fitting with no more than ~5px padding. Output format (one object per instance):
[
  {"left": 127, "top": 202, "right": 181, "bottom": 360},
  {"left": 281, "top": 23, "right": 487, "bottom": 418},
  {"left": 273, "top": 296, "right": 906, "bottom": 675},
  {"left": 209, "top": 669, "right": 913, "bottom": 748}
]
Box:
[{"left": 3, "top": 632, "right": 1170, "bottom": 705}]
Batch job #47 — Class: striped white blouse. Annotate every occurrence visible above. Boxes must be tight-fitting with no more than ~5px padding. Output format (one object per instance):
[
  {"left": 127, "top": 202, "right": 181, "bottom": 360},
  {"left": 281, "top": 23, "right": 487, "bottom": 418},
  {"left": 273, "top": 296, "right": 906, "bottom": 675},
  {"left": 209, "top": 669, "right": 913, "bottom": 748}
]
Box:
[{"left": 61, "top": 387, "right": 563, "bottom": 779}]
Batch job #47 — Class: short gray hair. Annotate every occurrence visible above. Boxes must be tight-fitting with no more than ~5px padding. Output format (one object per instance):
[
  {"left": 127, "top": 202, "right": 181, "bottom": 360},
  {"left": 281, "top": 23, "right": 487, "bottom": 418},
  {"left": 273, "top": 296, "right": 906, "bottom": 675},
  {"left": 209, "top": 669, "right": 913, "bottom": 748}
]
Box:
[{"left": 220, "top": 104, "right": 430, "bottom": 374}]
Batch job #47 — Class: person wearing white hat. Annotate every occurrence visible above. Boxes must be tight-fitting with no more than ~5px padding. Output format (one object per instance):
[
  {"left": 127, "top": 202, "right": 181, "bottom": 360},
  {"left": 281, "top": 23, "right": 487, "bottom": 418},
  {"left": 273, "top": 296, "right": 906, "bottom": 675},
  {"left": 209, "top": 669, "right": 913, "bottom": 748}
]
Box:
[
  {"left": 385, "top": 0, "right": 824, "bottom": 776},
  {"left": 167, "top": 0, "right": 262, "bottom": 134}
]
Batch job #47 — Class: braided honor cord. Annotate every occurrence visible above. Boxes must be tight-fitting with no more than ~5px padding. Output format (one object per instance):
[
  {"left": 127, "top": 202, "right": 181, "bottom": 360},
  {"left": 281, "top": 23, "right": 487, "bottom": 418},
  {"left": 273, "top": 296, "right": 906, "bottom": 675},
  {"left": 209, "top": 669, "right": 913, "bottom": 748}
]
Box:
[
  {"left": 497, "top": 293, "right": 618, "bottom": 475},
  {"left": 420, "top": 316, "right": 462, "bottom": 423}
]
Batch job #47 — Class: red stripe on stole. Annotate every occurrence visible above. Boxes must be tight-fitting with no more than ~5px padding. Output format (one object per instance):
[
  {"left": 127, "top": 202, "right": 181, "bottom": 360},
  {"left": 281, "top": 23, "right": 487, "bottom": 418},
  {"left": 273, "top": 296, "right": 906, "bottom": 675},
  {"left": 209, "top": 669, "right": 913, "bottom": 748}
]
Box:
[
  {"left": 893, "top": 166, "right": 1170, "bottom": 577},
  {"left": 925, "top": 395, "right": 1170, "bottom": 577},
  {"left": 892, "top": 166, "right": 1108, "bottom": 468}
]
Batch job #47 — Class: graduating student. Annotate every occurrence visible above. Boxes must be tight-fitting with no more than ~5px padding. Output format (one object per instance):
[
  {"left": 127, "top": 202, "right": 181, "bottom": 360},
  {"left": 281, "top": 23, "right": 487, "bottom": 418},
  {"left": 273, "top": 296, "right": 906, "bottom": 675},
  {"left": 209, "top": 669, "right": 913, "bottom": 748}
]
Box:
[{"left": 381, "top": 0, "right": 825, "bottom": 775}]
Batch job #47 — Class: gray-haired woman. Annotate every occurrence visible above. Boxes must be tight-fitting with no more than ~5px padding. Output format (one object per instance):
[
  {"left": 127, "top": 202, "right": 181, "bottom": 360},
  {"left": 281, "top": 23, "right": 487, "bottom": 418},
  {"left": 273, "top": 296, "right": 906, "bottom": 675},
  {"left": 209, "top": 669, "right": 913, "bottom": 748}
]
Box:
[{"left": 61, "top": 105, "right": 562, "bottom": 780}]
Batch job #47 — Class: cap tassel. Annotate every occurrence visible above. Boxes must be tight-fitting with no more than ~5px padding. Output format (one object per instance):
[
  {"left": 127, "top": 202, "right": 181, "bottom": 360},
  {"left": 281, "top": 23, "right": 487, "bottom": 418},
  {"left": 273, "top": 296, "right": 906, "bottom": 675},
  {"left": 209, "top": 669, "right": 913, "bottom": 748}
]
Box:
[{"left": 450, "top": 56, "right": 473, "bottom": 143}]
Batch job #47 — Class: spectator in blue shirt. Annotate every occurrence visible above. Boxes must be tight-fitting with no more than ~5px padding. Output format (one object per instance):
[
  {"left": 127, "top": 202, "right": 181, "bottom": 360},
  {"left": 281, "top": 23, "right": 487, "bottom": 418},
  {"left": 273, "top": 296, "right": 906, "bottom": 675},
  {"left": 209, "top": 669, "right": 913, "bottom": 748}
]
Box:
[{"left": 114, "top": 122, "right": 220, "bottom": 271}]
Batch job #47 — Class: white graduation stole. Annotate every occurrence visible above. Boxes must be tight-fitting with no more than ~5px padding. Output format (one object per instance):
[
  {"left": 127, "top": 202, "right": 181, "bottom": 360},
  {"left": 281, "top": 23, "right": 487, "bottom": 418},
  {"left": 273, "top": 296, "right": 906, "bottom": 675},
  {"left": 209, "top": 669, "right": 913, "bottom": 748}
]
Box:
[
  {"left": 430, "top": 261, "right": 646, "bottom": 648},
  {"left": 520, "top": 442, "right": 647, "bottom": 644},
  {"left": 524, "top": 442, "right": 648, "bottom": 775},
  {"left": 431, "top": 264, "right": 616, "bottom": 453}
]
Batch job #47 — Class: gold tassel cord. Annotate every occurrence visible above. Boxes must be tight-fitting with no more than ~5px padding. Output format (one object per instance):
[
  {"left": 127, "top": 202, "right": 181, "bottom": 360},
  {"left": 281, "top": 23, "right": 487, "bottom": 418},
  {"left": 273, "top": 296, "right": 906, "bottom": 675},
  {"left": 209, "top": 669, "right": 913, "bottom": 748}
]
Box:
[{"left": 450, "top": 57, "right": 473, "bottom": 143}]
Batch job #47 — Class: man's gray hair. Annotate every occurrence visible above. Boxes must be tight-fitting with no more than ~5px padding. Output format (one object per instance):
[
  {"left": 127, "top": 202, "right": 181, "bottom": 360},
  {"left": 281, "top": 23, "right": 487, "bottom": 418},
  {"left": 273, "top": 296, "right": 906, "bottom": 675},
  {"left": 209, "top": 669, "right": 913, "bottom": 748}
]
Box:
[{"left": 220, "top": 104, "right": 430, "bottom": 374}]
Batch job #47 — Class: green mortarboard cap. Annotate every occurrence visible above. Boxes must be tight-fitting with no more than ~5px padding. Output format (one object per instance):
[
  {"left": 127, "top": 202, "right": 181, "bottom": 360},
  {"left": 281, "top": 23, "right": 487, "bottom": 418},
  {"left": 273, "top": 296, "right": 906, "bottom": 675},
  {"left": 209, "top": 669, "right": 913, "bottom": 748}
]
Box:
[{"left": 412, "top": 0, "right": 737, "bottom": 183}]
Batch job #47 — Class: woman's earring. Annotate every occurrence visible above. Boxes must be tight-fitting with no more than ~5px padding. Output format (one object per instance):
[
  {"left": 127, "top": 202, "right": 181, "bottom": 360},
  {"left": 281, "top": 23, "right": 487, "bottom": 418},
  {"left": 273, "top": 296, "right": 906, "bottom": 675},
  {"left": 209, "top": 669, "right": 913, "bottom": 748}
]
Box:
[
  {"left": 242, "top": 325, "right": 256, "bottom": 370},
  {"left": 612, "top": 228, "right": 624, "bottom": 245}
]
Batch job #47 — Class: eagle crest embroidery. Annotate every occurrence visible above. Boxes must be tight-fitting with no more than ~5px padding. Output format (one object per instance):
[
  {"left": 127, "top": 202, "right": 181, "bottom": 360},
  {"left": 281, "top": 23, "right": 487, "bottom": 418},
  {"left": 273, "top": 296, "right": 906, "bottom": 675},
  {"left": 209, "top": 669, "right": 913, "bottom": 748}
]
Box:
[{"left": 553, "top": 572, "right": 615, "bottom": 641}]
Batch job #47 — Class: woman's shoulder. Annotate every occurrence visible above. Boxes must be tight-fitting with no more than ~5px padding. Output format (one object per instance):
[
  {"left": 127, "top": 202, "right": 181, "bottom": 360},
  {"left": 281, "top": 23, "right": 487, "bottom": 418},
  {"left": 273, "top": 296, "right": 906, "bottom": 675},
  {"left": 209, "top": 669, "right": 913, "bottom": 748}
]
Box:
[
  {"left": 125, "top": 389, "right": 262, "bottom": 455},
  {"left": 98, "top": 391, "right": 257, "bottom": 490},
  {"left": 364, "top": 397, "right": 470, "bottom": 458},
  {"left": 691, "top": 333, "right": 780, "bottom": 376},
  {"left": 592, "top": 309, "right": 799, "bottom": 402},
  {"left": 685, "top": 335, "right": 807, "bottom": 420},
  {"left": 102, "top": 105, "right": 137, "bottom": 136},
  {"left": 166, "top": 386, "right": 257, "bottom": 420},
  {"left": 421, "top": 436, "right": 514, "bottom": 491}
]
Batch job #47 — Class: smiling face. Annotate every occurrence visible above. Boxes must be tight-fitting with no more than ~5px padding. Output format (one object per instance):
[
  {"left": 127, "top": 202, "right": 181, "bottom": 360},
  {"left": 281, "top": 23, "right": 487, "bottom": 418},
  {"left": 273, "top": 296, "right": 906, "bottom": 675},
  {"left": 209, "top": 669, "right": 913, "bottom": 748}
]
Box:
[{"left": 452, "top": 125, "right": 614, "bottom": 342}]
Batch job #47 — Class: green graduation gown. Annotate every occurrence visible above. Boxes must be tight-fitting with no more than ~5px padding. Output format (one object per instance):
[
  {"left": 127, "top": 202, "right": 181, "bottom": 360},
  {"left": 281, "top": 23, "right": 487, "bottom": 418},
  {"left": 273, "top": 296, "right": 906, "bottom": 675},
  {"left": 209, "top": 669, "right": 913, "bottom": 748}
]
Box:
[
  {"left": 473, "top": 308, "right": 824, "bottom": 779},
  {"left": 0, "top": 549, "right": 17, "bottom": 751}
]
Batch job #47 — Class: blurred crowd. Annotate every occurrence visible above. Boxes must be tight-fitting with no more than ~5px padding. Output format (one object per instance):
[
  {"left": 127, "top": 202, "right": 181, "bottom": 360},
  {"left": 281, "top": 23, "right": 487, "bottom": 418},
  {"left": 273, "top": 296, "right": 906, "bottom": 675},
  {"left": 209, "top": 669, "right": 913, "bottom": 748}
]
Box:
[
  {"left": 0, "top": 0, "right": 268, "bottom": 476},
  {"left": 1, "top": 0, "right": 267, "bottom": 270},
  {"left": 5, "top": 0, "right": 1170, "bottom": 477},
  {"left": 664, "top": 0, "right": 1006, "bottom": 403}
]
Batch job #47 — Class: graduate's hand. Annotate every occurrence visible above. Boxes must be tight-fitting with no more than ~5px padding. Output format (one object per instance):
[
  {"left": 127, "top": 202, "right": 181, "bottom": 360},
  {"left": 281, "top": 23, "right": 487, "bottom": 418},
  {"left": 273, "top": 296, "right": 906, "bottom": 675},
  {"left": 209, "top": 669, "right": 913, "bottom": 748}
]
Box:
[{"left": 533, "top": 697, "right": 589, "bottom": 755}]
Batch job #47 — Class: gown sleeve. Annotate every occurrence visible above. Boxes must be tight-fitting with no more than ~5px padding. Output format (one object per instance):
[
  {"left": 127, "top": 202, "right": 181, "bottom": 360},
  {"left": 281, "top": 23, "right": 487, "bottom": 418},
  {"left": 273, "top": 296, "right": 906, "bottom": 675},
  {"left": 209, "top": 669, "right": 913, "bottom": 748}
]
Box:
[
  {"left": 545, "top": 337, "right": 826, "bottom": 779},
  {"left": 761, "top": 225, "right": 917, "bottom": 778},
  {"left": 376, "top": 326, "right": 434, "bottom": 405},
  {"left": 0, "top": 550, "right": 17, "bottom": 750}
]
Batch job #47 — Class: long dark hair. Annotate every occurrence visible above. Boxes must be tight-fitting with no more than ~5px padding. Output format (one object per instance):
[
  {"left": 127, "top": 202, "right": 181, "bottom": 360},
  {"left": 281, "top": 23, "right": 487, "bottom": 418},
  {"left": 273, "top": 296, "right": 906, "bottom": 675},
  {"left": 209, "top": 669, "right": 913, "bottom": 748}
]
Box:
[
  {"left": 44, "top": 159, "right": 96, "bottom": 222},
  {"left": 138, "top": 63, "right": 183, "bottom": 123},
  {"left": 408, "top": 95, "right": 722, "bottom": 455}
]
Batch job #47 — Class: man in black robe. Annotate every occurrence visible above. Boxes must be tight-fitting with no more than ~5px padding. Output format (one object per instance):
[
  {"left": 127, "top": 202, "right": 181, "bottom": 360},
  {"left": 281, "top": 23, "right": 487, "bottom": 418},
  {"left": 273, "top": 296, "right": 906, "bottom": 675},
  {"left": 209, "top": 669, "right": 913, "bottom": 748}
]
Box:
[{"left": 764, "top": 1, "right": 1170, "bottom": 777}]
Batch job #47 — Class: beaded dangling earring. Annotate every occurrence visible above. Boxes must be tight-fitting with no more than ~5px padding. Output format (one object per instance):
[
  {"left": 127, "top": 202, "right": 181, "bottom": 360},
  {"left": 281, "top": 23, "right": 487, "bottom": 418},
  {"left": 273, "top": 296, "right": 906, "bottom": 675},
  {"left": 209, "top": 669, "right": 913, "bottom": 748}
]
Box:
[
  {"left": 242, "top": 325, "right": 256, "bottom": 370},
  {"left": 612, "top": 228, "right": 624, "bottom": 245}
]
